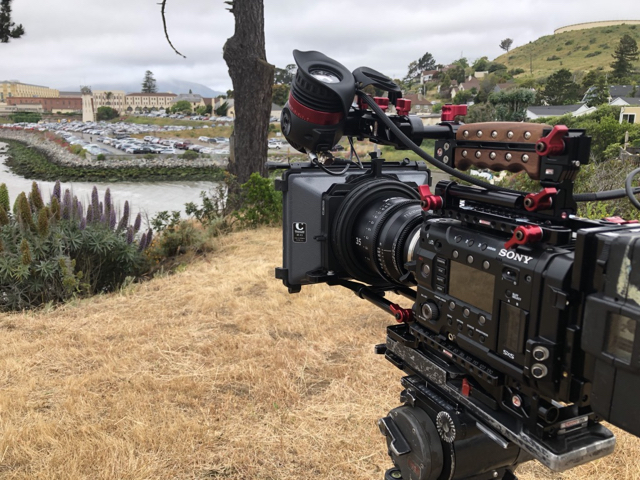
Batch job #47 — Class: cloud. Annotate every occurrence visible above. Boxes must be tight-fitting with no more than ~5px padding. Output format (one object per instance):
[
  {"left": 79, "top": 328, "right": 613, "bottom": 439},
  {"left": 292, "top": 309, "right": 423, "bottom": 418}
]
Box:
[{"left": 3, "top": 0, "right": 635, "bottom": 92}]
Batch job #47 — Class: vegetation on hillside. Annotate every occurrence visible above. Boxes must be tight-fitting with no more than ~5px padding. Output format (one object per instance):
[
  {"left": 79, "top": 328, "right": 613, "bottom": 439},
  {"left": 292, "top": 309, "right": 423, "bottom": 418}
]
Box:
[{"left": 494, "top": 23, "right": 640, "bottom": 77}]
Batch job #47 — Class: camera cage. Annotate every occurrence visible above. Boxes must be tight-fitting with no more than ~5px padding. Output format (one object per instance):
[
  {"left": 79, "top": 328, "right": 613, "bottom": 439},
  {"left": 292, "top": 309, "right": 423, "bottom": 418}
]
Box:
[{"left": 272, "top": 50, "right": 640, "bottom": 479}]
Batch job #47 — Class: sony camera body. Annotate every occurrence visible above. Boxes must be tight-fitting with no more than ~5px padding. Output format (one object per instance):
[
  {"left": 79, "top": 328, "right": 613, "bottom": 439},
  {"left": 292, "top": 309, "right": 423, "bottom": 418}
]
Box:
[{"left": 272, "top": 50, "right": 640, "bottom": 480}]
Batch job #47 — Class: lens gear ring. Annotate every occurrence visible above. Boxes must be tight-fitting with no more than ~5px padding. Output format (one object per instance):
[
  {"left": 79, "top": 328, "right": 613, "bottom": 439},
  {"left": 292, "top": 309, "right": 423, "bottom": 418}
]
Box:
[{"left": 436, "top": 411, "right": 457, "bottom": 443}]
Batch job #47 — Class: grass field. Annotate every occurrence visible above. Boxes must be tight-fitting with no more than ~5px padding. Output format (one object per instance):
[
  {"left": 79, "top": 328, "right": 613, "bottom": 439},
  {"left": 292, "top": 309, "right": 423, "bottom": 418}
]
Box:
[
  {"left": 494, "top": 23, "right": 640, "bottom": 78},
  {"left": 0, "top": 228, "right": 639, "bottom": 479}
]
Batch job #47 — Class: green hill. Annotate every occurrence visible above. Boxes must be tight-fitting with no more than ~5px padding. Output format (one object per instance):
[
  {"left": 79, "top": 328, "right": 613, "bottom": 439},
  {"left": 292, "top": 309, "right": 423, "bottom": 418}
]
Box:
[{"left": 494, "top": 23, "right": 640, "bottom": 79}]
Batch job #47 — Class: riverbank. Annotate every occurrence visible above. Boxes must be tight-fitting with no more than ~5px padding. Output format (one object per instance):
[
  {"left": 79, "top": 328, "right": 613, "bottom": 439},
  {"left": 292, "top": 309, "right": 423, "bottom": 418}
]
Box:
[
  {"left": 0, "top": 227, "right": 637, "bottom": 479},
  {"left": 0, "top": 131, "right": 226, "bottom": 182}
]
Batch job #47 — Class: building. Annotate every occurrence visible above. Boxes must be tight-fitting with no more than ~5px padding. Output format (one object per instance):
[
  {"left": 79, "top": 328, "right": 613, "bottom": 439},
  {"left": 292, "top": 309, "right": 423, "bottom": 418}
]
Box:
[
  {"left": 125, "top": 92, "right": 177, "bottom": 112},
  {"left": 0, "top": 81, "right": 59, "bottom": 103},
  {"left": 620, "top": 105, "right": 639, "bottom": 124},
  {"left": 6, "top": 97, "right": 82, "bottom": 113},
  {"left": 610, "top": 96, "right": 640, "bottom": 107},
  {"left": 172, "top": 93, "right": 206, "bottom": 111},
  {"left": 582, "top": 85, "right": 639, "bottom": 104},
  {"left": 92, "top": 90, "right": 126, "bottom": 113},
  {"left": 526, "top": 104, "right": 596, "bottom": 120}
]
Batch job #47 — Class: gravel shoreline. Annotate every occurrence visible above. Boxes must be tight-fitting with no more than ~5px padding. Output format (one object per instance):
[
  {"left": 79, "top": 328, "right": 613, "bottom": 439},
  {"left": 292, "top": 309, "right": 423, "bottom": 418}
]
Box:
[{"left": 0, "top": 131, "right": 226, "bottom": 169}]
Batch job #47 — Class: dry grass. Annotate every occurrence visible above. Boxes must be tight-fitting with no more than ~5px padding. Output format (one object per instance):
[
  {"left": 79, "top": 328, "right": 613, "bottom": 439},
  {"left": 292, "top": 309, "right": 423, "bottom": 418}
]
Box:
[{"left": 0, "top": 228, "right": 639, "bottom": 479}]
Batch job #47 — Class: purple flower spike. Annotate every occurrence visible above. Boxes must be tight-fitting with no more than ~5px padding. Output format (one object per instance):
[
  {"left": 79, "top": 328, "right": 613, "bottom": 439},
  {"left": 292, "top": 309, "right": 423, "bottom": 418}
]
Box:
[
  {"left": 52, "top": 181, "right": 61, "bottom": 201},
  {"left": 117, "top": 200, "right": 130, "bottom": 231},
  {"left": 104, "top": 188, "right": 111, "bottom": 212},
  {"left": 133, "top": 213, "right": 142, "bottom": 233},
  {"left": 109, "top": 209, "right": 116, "bottom": 230},
  {"left": 79, "top": 217, "right": 86, "bottom": 230},
  {"left": 145, "top": 228, "right": 153, "bottom": 248},
  {"left": 91, "top": 186, "right": 100, "bottom": 223},
  {"left": 86, "top": 208, "right": 93, "bottom": 224},
  {"left": 138, "top": 232, "right": 147, "bottom": 252},
  {"left": 126, "top": 226, "right": 134, "bottom": 244},
  {"left": 62, "top": 189, "right": 72, "bottom": 220}
]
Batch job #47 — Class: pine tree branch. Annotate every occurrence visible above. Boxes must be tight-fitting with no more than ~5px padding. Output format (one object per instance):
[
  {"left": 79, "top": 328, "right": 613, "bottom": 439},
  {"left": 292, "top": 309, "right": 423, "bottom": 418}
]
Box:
[{"left": 159, "top": 0, "right": 186, "bottom": 58}]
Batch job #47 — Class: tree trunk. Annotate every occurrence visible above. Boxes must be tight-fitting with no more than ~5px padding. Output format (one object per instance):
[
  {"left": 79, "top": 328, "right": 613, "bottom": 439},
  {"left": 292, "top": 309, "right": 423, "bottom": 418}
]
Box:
[{"left": 223, "top": 0, "right": 274, "bottom": 185}]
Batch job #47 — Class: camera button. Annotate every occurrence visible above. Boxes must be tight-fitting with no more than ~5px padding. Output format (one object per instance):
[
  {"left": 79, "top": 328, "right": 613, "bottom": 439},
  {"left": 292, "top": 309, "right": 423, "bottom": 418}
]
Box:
[
  {"left": 467, "top": 239, "right": 475, "bottom": 247},
  {"left": 453, "top": 250, "right": 459, "bottom": 259},
  {"left": 467, "top": 327, "right": 474, "bottom": 337},
  {"left": 463, "top": 308, "right": 470, "bottom": 317},
  {"left": 479, "top": 334, "right": 486, "bottom": 343},
  {"left": 483, "top": 260, "right": 490, "bottom": 270},
  {"left": 455, "top": 235, "right": 462, "bottom": 243},
  {"left": 449, "top": 301, "right": 456, "bottom": 310},
  {"left": 467, "top": 255, "right": 474, "bottom": 264},
  {"left": 422, "top": 264, "right": 431, "bottom": 277},
  {"left": 479, "top": 315, "right": 487, "bottom": 325}
]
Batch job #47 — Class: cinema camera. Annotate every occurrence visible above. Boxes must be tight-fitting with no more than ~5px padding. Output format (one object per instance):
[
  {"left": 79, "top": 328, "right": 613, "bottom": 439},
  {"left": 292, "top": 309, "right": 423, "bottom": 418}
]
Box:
[{"left": 270, "top": 50, "right": 640, "bottom": 480}]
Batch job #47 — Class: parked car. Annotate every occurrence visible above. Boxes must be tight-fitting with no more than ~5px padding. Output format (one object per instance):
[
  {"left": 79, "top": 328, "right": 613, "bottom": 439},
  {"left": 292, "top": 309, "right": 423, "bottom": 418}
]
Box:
[{"left": 198, "top": 136, "right": 209, "bottom": 142}]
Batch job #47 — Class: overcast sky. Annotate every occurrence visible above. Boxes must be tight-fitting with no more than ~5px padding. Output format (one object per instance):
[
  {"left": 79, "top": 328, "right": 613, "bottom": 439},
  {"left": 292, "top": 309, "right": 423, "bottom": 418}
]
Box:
[{"left": 2, "top": 0, "right": 635, "bottom": 92}]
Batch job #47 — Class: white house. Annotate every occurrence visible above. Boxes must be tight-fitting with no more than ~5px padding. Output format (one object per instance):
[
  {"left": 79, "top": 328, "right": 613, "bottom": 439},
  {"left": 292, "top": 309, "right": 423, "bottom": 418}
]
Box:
[{"left": 526, "top": 104, "right": 596, "bottom": 120}]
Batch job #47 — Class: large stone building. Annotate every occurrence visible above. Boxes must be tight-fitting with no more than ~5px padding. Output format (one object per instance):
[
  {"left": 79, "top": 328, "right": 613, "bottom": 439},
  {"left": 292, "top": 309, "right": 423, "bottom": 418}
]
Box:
[
  {"left": 0, "top": 81, "right": 59, "bottom": 103},
  {"left": 125, "top": 93, "right": 177, "bottom": 112},
  {"left": 6, "top": 96, "right": 82, "bottom": 113}
]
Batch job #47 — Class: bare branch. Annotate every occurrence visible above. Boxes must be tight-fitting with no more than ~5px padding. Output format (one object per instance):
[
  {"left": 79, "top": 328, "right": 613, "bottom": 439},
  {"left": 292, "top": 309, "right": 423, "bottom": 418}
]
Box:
[{"left": 159, "top": 0, "right": 186, "bottom": 58}]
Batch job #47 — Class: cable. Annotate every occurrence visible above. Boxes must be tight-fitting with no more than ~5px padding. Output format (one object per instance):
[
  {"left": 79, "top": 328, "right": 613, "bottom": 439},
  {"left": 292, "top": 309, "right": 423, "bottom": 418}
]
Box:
[
  {"left": 574, "top": 186, "right": 640, "bottom": 203},
  {"left": 625, "top": 168, "right": 640, "bottom": 210},
  {"left": 348, "top": 136, "right": 363, "bottom": 168},
  {"left": 311, "top": 157, "right": 352, "bottom": 176},
  {"left": 357, "top": 91, "right": 526, "bottom": 195}
]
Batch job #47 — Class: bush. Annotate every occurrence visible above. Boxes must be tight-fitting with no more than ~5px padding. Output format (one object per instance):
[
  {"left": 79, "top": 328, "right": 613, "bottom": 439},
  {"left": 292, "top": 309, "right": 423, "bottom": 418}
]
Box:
[
  {"left": 70, "top": 144, "right": 84, "bottom": 155},
  {"left": 181, "top": 150, "right": 199, "bottom": 160},
  {"left": 0, "top": 181, "right": 151, "bottom": 311},
  {"left": 546, "top": 55, "right": 561, "bottom": 61},
  {"left": 585, "top": 51, "right": 602, "bottom": 58},
  {"left": 96, "top": 153, "right": 106, "bottom": 161},
  {"left": 233, "top": 173, "right": 282, "bottom": 228}
]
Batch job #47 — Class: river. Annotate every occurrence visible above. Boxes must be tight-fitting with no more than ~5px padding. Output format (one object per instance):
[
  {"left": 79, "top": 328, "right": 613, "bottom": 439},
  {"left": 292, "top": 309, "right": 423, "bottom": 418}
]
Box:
[{"left": 0, "top": 142, "right": 219, "bottom": 226}]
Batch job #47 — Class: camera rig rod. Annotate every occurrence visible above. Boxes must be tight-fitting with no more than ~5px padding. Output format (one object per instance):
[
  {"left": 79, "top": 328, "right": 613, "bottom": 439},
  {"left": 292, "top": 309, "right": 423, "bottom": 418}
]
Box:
[{"left": 331, "top": 279, "right": 414, "bottom": 323}]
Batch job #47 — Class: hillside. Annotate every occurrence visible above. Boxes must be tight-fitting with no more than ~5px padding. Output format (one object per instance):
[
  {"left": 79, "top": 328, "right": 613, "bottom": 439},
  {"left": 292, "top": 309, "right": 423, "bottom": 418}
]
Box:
[
  {"left": 494, "top": 23, "right": 640, "bottom": 78},
  {"left": 0, "top": 228, "right": 639, "bottom": 479}
]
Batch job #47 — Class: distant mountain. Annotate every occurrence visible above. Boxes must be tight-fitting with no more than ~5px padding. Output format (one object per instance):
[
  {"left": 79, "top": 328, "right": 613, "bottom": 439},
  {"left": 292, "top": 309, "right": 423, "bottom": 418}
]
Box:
[
  {"left": 57, "top": 79, "right": 224, "bottom": 97},
  {"left": 493, "top": 23, "right": 640, "bottom": 78}
]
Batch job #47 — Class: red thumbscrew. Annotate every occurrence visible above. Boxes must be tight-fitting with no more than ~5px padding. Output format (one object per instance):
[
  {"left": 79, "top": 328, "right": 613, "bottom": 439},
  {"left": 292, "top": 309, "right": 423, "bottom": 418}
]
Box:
[
  {"left": 504, "top": 225, "right": 543, "bottom": 250},
  {"left": 536, "top": 125, "right": 569, "bottom": 156},
  {"left": 524, "top": 188, "right": 557, "bottom": 212},
  {"left": 418, "top": 185, "right": 443, "bottom": 211},
  {"left": 390, "top": 304, "right": 413, "bottom": 323}
]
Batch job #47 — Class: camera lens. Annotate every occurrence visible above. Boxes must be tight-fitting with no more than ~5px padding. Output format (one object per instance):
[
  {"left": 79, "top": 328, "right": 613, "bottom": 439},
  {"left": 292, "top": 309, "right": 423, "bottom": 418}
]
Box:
[
  {"left": 332, "top": 178, "right": 423, "bottom": 286},
  {"left": 309, "top": 69, "right": 341, "bottom": 84}
]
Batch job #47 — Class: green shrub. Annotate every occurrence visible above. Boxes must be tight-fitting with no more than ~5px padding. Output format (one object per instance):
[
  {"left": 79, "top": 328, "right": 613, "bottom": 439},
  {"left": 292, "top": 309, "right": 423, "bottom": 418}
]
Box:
[
  {"left": 96, "top": 153, "right": 106, "bottom": 161},
  {"left": 233, "top": 173, "right": 282, "bottom": 228},
  {"left": 181, "top": 150, "right": 199, "bottom": 160},
  {"left": 585, "top": 51, "right": 602, "bottom": 58},
  {"left": 546, "top": 55, "right": 561, "bottom": 61},
  {"left": 70, "top": 144, "right": 84, "bottom": 155},
  {"left": 0, "top": 181, "right": 152, "bottom": 312}
]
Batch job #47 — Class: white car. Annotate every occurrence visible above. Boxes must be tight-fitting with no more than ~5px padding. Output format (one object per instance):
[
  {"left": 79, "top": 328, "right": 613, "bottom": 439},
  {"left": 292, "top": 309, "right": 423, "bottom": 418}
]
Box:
[
  {"left": 214, "top": 148, "right": 230, "bottom": 155},
  {"left": 198, "top": 136, "right": 209, "bottom": 142}
]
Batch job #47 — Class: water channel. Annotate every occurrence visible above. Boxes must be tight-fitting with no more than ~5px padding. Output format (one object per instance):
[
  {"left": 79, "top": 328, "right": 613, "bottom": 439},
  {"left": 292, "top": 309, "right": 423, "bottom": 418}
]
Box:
[{"left": 0, "top": 142, "right": 219, "bottom": 225}]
